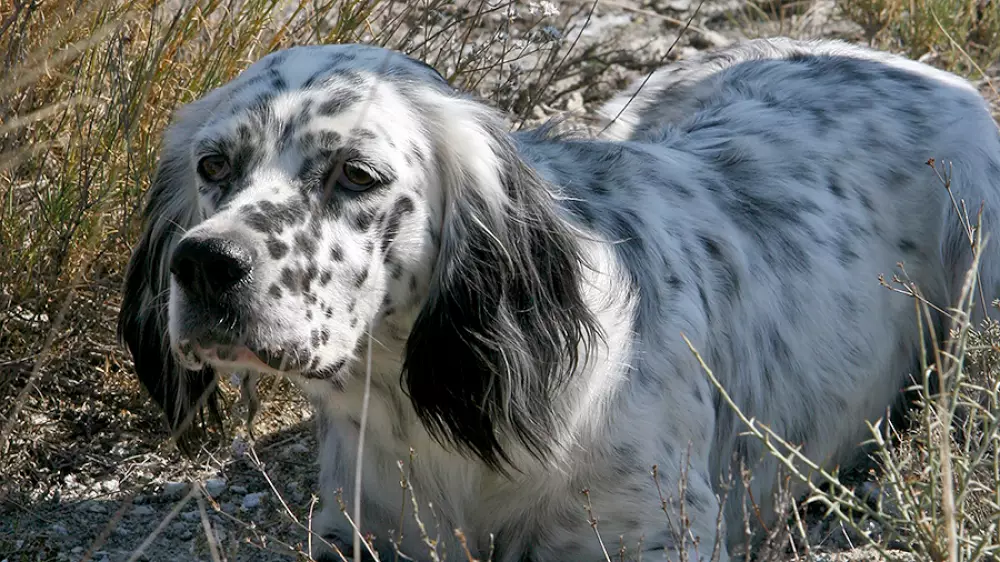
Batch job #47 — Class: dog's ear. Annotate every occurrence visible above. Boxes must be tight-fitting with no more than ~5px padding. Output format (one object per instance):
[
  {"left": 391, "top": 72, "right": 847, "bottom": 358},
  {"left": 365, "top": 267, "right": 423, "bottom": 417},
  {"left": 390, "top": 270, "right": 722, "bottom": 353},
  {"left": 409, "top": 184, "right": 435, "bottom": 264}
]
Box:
[
  {"left": 402, "top": 93, "right": 601, "bottom": 471},
  {"left": 117, "top": 98, "right": 225, "bottom": 453}
]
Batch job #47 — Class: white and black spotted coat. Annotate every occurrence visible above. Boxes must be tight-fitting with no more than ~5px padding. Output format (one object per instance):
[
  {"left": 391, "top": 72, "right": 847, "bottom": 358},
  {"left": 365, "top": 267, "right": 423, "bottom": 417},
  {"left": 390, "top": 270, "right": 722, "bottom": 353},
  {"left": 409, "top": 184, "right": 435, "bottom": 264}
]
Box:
[{"left": 119, "top": 37, "right": 1000, "bottom": 561}]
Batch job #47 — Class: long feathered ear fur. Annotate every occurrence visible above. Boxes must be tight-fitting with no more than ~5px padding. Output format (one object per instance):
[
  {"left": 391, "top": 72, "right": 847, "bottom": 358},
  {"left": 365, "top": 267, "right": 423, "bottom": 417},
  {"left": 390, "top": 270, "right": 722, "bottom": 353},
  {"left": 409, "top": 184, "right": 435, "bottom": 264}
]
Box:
[
  {"left": 402, "top": 92, "right": 602, "bottom": 471},
  {"left": 117, "top": 96, "right": 226, "bottom": 452}
]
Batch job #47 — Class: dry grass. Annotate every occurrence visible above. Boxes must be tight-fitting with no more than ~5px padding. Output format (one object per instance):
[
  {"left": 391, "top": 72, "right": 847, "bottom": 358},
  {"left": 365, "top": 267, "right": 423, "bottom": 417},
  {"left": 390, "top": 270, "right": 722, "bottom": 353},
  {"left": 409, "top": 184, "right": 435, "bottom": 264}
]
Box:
[
  {"left": 2, "top": 0, "right": 1000, "bottom": 560},
  {"left": 0, "top": 1, "right": 666, "bottom": 560},
  {"left": 840, "top": 0, "right": 1000, "bottom": 77}
]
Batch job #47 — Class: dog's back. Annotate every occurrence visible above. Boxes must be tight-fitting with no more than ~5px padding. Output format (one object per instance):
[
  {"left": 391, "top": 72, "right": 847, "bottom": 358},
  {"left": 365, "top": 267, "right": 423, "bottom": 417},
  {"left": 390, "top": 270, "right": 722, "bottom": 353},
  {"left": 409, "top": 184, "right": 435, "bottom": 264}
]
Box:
[{"left": 594, "top": 37, "right": 1000, "bottom": 553}]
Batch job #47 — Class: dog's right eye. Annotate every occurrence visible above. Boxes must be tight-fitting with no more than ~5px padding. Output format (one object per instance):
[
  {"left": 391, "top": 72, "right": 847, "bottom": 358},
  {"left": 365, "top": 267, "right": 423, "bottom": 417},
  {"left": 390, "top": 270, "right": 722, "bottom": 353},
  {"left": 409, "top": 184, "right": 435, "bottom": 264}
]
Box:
[{"left": 197, "top": 155, "right": 232, "bottom": 182}]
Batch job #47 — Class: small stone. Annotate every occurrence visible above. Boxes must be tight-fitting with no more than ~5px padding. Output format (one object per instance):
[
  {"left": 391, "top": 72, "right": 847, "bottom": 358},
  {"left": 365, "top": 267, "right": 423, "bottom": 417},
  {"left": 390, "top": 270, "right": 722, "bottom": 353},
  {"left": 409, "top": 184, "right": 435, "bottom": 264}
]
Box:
[
  {"left": 100, "top": 479, "right": 120, "bottom": 493},
  {"left": 660, "top": 0, "right": 692, "bottom": 11},
  {"left": 163, "top": 481, "right": 189, "bottom": 498},
  {"left": 86, "top": 501, "right": 107, "bottom": 513},
  {"left": 230, "top": 484, "right": 248, "bottom": 495},
  {"left": 690, "top": 30, "right": 732, "bottom": 49},
  {"left": 132, "top": 505, "right": 154, "bottom": 516},
  {"left": 221, "top": 502, "right": 237, "bottom": 514},
  {"left": 287, "top": 442, "right": 309, "bottom": 455},
  {"left": 563, "top": 91, "right": 584, "bottom": 112},
  {"left": 286, "top": 482, "right": 305, "bottom": 503},
  {"left": 167, "top": 521, "right": 188, "bottom": 539},
  {"left": 181, "top": 510, "right": 201, "bottom": 522},
  {"left": 204, "top": 478, "right": 227, "bottom": 498},
  {"left": 241, "top": 492, "right": 267, "bottom": 510}
]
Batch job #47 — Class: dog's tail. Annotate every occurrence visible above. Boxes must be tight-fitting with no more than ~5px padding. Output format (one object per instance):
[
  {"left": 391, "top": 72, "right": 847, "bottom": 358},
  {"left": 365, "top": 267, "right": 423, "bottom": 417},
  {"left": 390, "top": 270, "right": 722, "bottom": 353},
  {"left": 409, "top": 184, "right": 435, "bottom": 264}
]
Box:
[{"left": 940, "top": 122, "right": 1000, "bottom": 324}]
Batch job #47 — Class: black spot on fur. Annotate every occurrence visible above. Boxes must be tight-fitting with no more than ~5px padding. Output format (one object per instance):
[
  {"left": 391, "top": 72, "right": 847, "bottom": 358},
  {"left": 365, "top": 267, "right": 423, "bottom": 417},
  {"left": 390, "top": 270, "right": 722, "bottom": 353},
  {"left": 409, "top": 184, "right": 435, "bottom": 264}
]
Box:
[
  {"left": 899, "top": 239, "right": 918, "bottom": 254},
  {"left": 350, "top": 128, "right": 377, "bottom": 142},
  {"left": 246, "top": 212, "right": 278, "bottom": 234},
  {"left": 353, "top": 268, "right": 368, "bottom": 288},
  {"left": 588, "top": 179, "right": 610, "bottom": 196},
  {"left": 837, "top": 238, "right": 859, "bottom": 265},
  {"left": 350, "top": 208, "right": 376, "bottom": 231},
  {"left": 389, "top": 262, "right": 404, "bottom": 280},
  {"left": 699, "top": 233, "right": 741, "bottom": 302},
  {"left": 828, "top": 178, "right": 847, "bottom": 199},
  {"left": 268, "top": 284, "right": 282, "bottom": 299},
  {"left": 294, "top": 231, "right": 318, "bottom": 257},
  {"left": 380, "top": 197, "right": 415, "bottom": 254},
  {"left": 859, "top": 192, "right": 875, "bottom": 213},
  {"left": 267, "top": 238, "right": 289, "bottom": 260},
  {"left": 259, "top": 198, "right": 307, "bottom": 229},
  {"left": 281, "top": 267, "right": 301, "bottom": 294},
  {"left": 330, "top": 244, "right": 344, "bottom": 262},
  {"left": 319, "top": 131, "right": 342, "bottom": 148},
  {"left": 265, "top": 54, "right": 286, "bottom": 70},
  {"left": 277, "top": 119, "right": 297, "bottom": 150},
  {"left": 302, "top": 264, "right": 318, "bottom": 294},
  {"left": 317, "top": 92, "right": 361, "bottom": 116},
  {"left": 698, "top": 286, "right": 711, "bottom": 321},
  {"left": 319, "top": 269, "right": 332, "bottom": 285}
]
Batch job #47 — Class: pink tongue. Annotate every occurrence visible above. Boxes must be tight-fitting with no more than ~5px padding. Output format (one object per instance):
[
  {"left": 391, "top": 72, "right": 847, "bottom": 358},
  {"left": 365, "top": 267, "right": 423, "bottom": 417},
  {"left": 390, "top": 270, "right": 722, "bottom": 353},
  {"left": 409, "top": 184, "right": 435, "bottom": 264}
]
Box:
[
  {"left": 234, "top": 347, "right": 263, "bottom": 364},
  {"left": 200, "top": 345, "right": 270, "bottom": 369}
]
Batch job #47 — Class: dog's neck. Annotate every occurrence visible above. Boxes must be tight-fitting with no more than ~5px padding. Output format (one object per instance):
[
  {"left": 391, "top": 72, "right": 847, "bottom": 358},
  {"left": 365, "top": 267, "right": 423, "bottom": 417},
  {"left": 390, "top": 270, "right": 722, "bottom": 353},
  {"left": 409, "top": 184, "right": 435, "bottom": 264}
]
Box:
[{"left": 299, "top": 218, "right": 637, "bottom": 480}]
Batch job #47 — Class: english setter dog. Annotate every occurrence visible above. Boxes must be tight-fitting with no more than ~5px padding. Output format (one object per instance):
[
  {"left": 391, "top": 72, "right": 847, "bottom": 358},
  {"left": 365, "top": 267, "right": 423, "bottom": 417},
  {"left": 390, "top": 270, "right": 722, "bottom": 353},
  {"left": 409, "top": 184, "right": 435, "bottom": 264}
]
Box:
[{"left": 118, "top": 36, "right": 1000, "bottom": 561}]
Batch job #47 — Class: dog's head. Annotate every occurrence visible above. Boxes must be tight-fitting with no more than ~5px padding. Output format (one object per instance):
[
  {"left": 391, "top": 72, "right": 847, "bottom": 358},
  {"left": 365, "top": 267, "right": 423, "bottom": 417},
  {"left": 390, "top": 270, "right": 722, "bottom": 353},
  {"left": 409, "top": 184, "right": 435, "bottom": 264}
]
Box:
[{"left": 118, "top": 44, "right": 599, "bottom": 467}]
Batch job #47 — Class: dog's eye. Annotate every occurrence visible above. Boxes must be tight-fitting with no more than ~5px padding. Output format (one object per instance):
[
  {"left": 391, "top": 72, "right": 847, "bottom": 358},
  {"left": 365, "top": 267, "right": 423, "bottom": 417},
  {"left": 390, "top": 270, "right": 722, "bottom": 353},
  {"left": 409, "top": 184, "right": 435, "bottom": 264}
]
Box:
[
  {"left": 337, "top": 161, "right": 378, "bottom": 192},
  {"left": 197, "top": 155, "right": 231, "bottom": 182}
]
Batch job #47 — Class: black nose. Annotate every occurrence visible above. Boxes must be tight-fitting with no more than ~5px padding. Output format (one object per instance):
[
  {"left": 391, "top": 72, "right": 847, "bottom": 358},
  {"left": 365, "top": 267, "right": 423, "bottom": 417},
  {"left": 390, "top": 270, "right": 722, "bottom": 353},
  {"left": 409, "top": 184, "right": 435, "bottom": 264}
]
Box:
[{"left": 170, "top": 236, "right": 255, "bottom": 301}]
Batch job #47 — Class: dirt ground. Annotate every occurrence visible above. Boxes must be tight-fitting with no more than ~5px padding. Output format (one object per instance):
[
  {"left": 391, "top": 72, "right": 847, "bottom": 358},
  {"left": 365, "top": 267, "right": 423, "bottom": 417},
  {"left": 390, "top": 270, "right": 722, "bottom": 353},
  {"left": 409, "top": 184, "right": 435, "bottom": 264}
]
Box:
[{"left": 1, "top": 0, "right": 996, "bottom": 561}]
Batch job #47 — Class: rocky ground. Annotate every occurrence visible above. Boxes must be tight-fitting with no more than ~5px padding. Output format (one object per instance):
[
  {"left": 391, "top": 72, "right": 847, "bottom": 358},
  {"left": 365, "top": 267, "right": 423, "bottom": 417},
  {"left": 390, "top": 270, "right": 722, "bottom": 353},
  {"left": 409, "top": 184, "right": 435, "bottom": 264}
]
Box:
[{"left": 1, "top": 0, "right": 995, "bottom": 561}]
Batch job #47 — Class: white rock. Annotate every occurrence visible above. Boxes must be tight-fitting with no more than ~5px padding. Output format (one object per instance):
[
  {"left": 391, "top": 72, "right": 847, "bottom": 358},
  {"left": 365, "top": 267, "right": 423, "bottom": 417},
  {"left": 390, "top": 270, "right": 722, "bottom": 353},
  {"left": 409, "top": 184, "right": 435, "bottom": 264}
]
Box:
[
  {"left": 132, "top": 505, "right": 154, "bottom": 516},
  {"left": 563, "top": 91, "right": 584, "bottom": 112},
  {"left": 86, "top": 501, "right": 106, "bottom": 513},
  {"left": 691, "top": 29, "right": 732, "bottom": 49},
  {"left": 241, "top": 492, "right": 267, "bottom": 510},
  {"left": 100, "top": 479, "right": 119, "bottom": 493},
  {"left": 287, "top": 442, "right": 309, "bottom": 455},
  {"left": 204, "top": 478, "right": 227, "bottom": 498},
  {"left": 286, "top": 481, "right": 305, "bottom": 503},
  {"left": 162, "top": 481, "right": 189, "bottom": 498}
]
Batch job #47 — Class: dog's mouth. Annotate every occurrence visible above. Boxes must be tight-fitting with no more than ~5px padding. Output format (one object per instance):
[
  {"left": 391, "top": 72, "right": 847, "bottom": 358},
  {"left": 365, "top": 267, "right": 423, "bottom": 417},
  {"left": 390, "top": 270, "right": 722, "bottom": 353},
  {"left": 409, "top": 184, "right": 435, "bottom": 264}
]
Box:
[{"left": 174, "top": 339, "right": 302, "bottom": 374}]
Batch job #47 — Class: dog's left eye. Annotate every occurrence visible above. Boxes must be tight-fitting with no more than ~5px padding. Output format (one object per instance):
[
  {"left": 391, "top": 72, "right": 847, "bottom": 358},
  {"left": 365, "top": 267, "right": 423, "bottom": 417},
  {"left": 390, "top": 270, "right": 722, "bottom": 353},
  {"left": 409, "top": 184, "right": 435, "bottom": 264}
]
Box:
[
  {"left": 197, "top": 155, "right": 232, "bottom": 182},
  {"left": 336, "top": 161, "right": 378, "bottom": 192}
]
